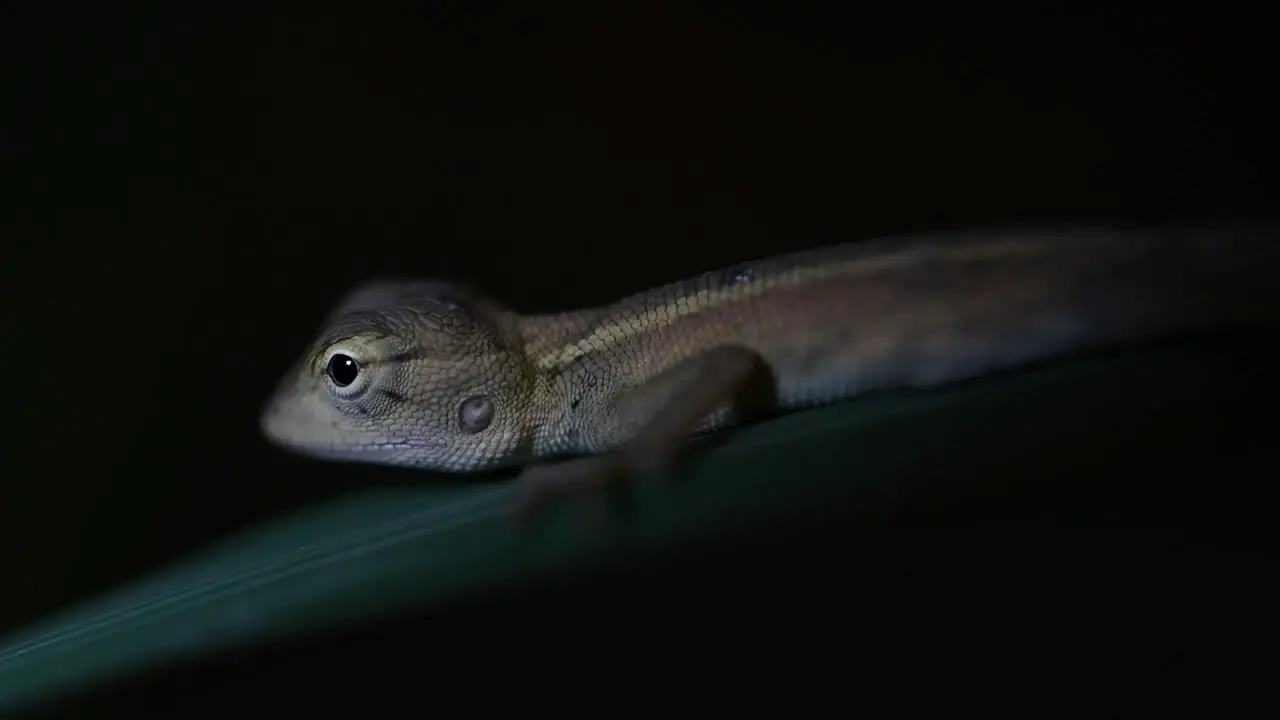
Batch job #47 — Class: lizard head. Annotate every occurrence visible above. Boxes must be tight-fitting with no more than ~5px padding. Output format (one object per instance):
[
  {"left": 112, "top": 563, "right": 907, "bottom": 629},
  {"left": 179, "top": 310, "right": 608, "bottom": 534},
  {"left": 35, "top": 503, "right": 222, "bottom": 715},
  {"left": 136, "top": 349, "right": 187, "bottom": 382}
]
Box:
[{"left": 259, "top": 280, "right": 537, "bottom": 472}]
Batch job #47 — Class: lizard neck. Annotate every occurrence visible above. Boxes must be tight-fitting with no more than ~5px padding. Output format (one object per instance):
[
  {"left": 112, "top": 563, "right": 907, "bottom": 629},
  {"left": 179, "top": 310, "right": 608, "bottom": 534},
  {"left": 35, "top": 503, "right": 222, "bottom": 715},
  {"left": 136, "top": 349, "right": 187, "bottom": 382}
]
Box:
[{"left": 516, "top": 309, "right": 611, "bottom": 460}]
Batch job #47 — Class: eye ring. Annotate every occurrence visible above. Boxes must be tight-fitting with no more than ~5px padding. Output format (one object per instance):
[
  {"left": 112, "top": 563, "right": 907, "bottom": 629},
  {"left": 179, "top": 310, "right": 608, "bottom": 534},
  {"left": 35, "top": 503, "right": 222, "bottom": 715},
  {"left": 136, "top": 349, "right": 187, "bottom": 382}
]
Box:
[{"left": 458, "top": 394, "right": 495, "bottom": 434}]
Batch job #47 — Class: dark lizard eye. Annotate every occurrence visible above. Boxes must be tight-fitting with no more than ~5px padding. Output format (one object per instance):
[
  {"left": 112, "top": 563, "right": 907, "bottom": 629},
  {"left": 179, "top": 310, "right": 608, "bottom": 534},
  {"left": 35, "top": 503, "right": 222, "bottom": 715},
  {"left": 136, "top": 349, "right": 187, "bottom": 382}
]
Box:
[
  {"left": 458, "top": 395, "right": 494, "bottom": 433},
  {"left": 326, "top": 354, "right": 360, "bottom": 387}
]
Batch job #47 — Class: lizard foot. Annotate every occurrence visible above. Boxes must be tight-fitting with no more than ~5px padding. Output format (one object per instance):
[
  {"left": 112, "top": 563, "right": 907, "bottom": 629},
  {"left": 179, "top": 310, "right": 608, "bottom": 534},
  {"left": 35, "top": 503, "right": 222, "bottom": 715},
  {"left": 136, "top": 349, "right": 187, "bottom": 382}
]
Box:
[{"left": 511, "top": 454, "right": 637, "bottom": 530}]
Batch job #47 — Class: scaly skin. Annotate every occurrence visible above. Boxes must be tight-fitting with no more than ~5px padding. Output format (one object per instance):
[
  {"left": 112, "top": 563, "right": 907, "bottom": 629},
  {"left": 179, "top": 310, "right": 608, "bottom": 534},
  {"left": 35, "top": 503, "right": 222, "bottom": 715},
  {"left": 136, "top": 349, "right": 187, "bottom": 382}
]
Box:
[{"left": 259, "top": 225, "right": 1279, "bottom": 509}]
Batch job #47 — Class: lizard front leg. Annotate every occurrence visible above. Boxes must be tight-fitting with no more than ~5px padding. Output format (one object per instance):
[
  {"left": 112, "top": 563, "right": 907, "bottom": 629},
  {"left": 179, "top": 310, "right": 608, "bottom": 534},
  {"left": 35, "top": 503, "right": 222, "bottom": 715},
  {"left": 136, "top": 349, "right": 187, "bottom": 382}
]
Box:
[{"left": 513, "top": 345, "right": 772, "bottom": 525}]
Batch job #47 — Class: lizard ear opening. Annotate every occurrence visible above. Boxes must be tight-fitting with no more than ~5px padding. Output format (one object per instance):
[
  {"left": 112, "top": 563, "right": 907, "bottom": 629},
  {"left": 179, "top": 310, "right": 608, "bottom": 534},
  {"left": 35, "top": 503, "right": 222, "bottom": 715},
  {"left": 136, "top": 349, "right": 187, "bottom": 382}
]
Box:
[{"left": 458, "top": 394, "right": 495, "bottom": 433}]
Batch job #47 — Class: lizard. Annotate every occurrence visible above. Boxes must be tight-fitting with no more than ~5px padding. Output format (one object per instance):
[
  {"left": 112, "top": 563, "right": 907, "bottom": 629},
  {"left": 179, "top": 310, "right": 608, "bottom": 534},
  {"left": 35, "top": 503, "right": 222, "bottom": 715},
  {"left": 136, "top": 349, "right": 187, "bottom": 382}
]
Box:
[{"left": 259, "top": 225, "right": 1280, "bottom": 522}]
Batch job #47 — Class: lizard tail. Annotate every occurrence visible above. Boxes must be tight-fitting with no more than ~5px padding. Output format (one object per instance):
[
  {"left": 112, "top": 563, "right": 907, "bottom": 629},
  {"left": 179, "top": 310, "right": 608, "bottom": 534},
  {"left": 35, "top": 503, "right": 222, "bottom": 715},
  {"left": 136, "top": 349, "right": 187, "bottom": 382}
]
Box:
[{"left": 1086, "top": 223, "right": 1280, "bottom": 341}]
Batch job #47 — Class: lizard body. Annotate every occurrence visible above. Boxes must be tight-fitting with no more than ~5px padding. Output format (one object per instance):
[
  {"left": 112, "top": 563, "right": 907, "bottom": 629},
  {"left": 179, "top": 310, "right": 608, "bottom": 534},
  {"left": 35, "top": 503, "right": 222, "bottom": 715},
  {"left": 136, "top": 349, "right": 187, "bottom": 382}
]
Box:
[{"left": 259, "top": 226, "right": 1279, "bottom": 512}]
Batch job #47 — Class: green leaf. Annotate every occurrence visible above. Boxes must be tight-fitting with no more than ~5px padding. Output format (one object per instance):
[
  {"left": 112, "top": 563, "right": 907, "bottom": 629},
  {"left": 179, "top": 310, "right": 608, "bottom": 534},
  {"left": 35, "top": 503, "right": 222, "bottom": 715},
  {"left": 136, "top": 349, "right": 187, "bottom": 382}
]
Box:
[{"left": 0, "top": 335, "right": 1273, "bottom": 711}]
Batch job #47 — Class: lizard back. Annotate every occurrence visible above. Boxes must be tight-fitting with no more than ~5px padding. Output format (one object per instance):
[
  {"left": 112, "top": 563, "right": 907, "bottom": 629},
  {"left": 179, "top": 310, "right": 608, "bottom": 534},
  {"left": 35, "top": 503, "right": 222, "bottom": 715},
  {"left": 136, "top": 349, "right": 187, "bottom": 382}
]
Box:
[{"left": 522, "top": 225, "right": 1280, "bottom": 456}]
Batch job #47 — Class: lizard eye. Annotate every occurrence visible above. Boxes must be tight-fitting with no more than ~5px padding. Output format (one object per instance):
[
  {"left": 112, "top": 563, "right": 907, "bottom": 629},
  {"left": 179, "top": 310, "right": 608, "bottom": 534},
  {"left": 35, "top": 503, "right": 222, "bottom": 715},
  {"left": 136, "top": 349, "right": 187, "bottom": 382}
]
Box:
[
  {"left": 458, "top": 394, "right": 495, "bottom": 434},
  {"left": 326, "top": 353, "right": 361, "bottom": 387}
]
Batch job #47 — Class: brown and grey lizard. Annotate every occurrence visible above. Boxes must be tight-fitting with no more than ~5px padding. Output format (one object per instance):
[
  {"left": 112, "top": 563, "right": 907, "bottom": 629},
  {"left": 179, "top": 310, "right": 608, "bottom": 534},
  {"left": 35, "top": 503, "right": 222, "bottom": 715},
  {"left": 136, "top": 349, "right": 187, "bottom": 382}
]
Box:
[{"left": 259, "top": 225, "right": 1280, "bottom": 520}]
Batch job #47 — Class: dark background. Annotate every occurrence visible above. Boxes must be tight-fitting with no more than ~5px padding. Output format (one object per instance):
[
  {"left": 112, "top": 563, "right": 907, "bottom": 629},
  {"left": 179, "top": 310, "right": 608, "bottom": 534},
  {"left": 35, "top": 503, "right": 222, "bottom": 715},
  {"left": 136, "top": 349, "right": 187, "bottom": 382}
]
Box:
[{"left": 3, "top": 1, "right": 1277, "bottom": 709}]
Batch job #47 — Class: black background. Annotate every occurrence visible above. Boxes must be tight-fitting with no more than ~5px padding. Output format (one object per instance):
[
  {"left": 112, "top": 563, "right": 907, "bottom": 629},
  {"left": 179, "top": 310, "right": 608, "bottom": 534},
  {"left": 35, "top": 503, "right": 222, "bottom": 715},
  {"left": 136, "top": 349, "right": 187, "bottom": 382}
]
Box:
[{"left": 3, "top": 2, "right": 1277, "bottom": 710}]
